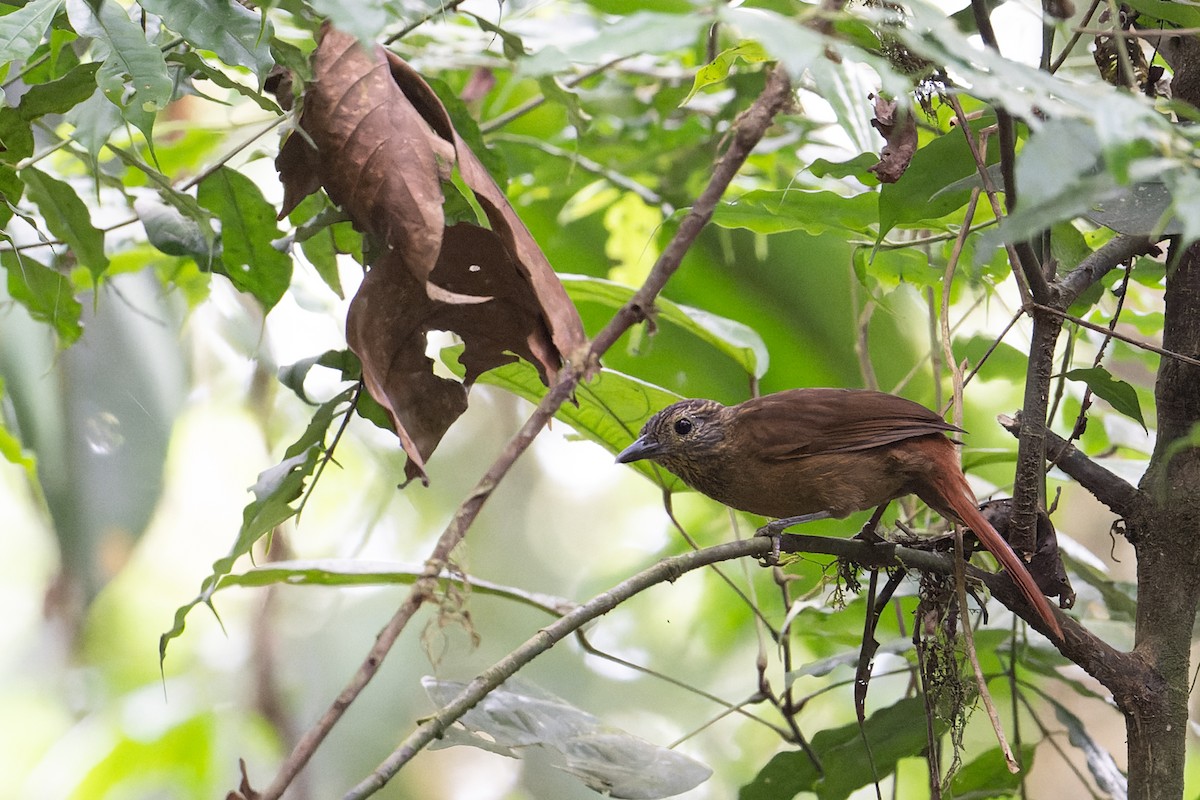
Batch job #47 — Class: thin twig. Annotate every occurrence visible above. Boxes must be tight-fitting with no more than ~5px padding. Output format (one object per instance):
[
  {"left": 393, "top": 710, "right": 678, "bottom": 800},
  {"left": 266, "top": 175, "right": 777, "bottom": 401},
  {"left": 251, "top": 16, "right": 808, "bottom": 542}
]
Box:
[
  {"left": 385, "top": 0, "right": 472, "bottom": 45},
  {"left": 945, "top": 94, "right": 1049, "bottom": 304},
  {"left": 480, "top": 55, "right": 637, "bottom": 134},
  {"left": 1029, "top": 302, "right": 1200, "bottom": 368},
  {"left": 494, "top": 133, "right": 669, "bottom": 211}
]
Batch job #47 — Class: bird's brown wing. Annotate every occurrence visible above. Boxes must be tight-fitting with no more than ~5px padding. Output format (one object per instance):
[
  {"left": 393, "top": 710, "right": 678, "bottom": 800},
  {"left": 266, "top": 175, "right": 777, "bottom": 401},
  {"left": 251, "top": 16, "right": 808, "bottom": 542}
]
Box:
[{"left": 733, "top": 388, "right": 963, "bottom": 460}]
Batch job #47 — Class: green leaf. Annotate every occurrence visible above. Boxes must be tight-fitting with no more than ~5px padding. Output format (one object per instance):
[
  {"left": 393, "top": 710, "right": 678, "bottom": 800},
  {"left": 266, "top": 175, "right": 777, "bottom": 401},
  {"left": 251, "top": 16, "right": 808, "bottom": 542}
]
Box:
[
  {"left": 878, "top": 115, "right": 999, "bottom": 241},
  {"left": 2, "top": 250, "right": 83, "bottom": 344},
  {"left": 0, "top": 377, "right": 37, "bottom": 485},
  {"left": 1124, "top": 0, "right": 1200, "bottom": 28},
  {"left": 949, "top": 745, "right": 1035, "bottom": 796},
  {"left": 207, "top": 559, "right": 577, "bottom": 615},
  {"left": 853, "top": 246, "right": 935, "bottom": 290},
  {"left": 1061, "top": 366, "right": 1147, "bottom": 431},
  {"left": 561, "top": 273, "right": 770, "bottom": 379},
  {"left": 521, "top": 12, "right": 705, "bottom": 76},
  {"left": 440, "top": 345, "right": 684, "bottom": 490},
  {"left": 166, "top": 51, "right": 281, "bottom": 113},
  {"left": 809, "top": 153, "right": 881, "bottom": 182},
  {"left": 304, "top": 0, "right": 389, "bottom": 45},
  {"left": 718, "top": 6, "right": 824, "bottom": 79},
  {"left": 134, "top": 194, "right": 218, "bottom": 262},
  {"left": 139, "top": 0, "right": 275, "bottom": 84},
  {"left": 66, "top": 0, "right": 173, "bottom": 114},
  {"left": 682, "top": 41, "right": 767, "bottom": 105},
  {"left": 287, "top": 194, "right": 346, "bottom": 298},
  {"left": 22, "top": 166, "right": 110, "bottom": 281},
  {"left": 65, "top": 87, "right": 124, "bottom": 161},
  {"left": 0, "top": 163, "right": 23, "bottom": 227},
  {"left": 582, "top": 0, "right": 696, "bottom": 12},
  {"left": 196, "top": 165, "right": 292, "bottom": 308},
  {"left": 0, "top": 106, "right": 35, "bottom": 162},
  {"left": 713, "top": 188, "right": 878, "bottom": 236},
  {"left": 740, "top": 697, "right": 941, "bottom": 800},
  {"left": 159, "top": 387, "right": 354, "bottom": 663},
  {"left": 0, "top": 0, "right": 64, "bottom": 65},
  {"left": 278, "top": 348, "right": 360, "bottom": 404},
  {"left": 17, "top": 62, "right": 102, "bottom": 119},
  {"left": 464, "top": 10, "right": 526, "bottom": 60},
  {"left": 955, "top": 333, "right": 1028, "bottom": 383}
]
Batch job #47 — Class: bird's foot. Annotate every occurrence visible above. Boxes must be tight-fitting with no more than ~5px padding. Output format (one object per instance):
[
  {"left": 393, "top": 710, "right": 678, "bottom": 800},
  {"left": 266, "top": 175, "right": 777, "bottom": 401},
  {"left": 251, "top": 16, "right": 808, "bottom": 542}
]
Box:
[
  {"left": 853, "top": 520, "right": 886, "bottom": 544},
  {"left": 755, "top": 523, "right": 783, "bottom": 566},
  {"left": 755, "top": 513, "right": 833, "bottom": 566}
]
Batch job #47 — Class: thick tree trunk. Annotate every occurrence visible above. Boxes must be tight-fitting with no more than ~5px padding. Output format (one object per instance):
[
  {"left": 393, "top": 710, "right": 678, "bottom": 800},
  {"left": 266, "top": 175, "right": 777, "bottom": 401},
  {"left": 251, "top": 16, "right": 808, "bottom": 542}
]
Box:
[{"left": 1128, "top": 243, "right": 1200, "bottom": 800}]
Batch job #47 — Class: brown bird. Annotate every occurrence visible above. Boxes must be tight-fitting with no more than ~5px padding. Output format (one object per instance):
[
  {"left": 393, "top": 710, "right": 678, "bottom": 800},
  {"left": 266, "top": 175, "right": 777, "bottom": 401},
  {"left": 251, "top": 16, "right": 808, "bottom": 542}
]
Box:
[{"left": 616, "top": 388, "right": 1063, "bottom": 639}]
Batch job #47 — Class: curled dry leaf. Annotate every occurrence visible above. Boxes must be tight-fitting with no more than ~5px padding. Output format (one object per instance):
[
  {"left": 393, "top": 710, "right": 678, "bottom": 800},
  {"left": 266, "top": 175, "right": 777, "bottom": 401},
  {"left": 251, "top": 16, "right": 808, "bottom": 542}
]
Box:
[
  {"left": 978, "top": 498, "right": 1076, "bottom": 609},
  {"left": 276, "top": 25, "right": 587, "bottom": 484},
  {"left": 868, "top": 94, "right": 917, "bottom": 184}
]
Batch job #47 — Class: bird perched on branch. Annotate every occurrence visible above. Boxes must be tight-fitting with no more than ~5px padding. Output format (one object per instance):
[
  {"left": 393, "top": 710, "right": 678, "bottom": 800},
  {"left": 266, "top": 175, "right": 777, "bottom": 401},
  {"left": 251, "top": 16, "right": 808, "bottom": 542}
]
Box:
[{"left": 616, "top": 388, "right": 1063, "bottom": 639}]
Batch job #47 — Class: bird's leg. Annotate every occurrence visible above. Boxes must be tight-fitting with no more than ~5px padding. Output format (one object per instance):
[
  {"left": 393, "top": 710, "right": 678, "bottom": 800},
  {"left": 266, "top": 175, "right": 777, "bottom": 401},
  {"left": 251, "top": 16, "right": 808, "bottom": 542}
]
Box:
[
  {"left": 855, "top": 503, "right": 891, "bottom": 544},
  {"left": 756, "top": 511, "right": 833, "bottom": 566}
]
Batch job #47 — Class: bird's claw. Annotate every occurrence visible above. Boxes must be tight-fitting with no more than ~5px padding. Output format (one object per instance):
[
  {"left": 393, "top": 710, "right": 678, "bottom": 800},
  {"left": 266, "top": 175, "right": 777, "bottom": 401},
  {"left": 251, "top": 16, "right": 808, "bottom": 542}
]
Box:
[{"left": 755, "top": 522, "right": 784, "bottom": 566}]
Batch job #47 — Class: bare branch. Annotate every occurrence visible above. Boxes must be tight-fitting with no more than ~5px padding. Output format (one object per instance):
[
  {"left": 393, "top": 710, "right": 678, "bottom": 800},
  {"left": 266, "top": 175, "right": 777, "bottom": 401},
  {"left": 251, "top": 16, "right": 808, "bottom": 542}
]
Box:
[
  {"left": 999, "top": 412, "right": 1142, "bottom": 517},
  {"left": 1057, "top": 234, "right": 1158, "bottom": 307}
]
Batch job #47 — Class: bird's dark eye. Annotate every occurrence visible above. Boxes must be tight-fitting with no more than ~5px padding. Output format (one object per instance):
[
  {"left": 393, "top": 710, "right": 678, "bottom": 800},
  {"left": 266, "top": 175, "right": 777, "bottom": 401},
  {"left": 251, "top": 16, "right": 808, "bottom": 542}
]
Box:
[{"left": 673, "top": 417, "right": 694, "bottom": 436}]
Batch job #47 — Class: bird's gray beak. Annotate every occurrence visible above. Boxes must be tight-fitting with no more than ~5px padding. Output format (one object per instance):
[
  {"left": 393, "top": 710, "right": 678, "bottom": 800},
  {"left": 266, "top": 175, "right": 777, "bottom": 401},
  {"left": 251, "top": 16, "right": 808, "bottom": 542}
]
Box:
[{"left": 616, "top": 435, "right": 660, "bottom": 464}]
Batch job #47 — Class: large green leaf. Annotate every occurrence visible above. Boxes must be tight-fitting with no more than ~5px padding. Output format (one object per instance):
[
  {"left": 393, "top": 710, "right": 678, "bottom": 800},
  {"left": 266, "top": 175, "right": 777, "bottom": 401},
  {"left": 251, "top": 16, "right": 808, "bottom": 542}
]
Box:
[
  {"left": 717, "top": 6, "right": 825, "bottom": 80},
  {"left": 17, "top": 62, "right": 101, "bottom": 118},
  {"left": 196, "top": 165, "right": 292, "bottom": 308},
  {"left": 166, "top": 51, "right": 281, "bottom": 113},
  {"left": 713, "top": 188, "right": 878, "bottom": 237},
  {"left": 1, "top": 250, "right": 82, "bottom": 344},
  {"left": 562, "top": 274, "right": 770, "bottom": 379},
  {"left": 949, "top": 745, "right": 1035, "bottom": 796},
  {"left": 878, "top": 115, "right": 999, "bottom": 241},
  {"left": 66, "top": 0, "right": 172, "bottom": 129},
  {"left": 521, "top": 12, "right": 705, "bottom": 75},
  {"left": 22, "top": 166, "right": 110, "bottom": 282},
  {"left": 139, "top": 0, "right": 274, "bottom": 84},
  {"left": 0, "top": 0, "right": 63, "bottom": 65},
  {"left": 740, "top": 696, "right": 941, "bottom": 800}
]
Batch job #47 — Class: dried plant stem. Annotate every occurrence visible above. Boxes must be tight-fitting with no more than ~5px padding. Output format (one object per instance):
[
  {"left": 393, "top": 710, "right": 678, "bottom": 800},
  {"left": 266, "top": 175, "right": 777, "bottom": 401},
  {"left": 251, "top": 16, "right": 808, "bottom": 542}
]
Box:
[{"left": 259, "top": 65, "right": 794, "bottom": 800}]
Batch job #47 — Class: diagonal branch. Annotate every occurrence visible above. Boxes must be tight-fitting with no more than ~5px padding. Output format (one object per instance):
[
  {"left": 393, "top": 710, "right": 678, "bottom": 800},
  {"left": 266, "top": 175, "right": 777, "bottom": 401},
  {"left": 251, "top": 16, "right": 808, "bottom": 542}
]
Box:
[
  {"left": 999, "top": 412, "right": 1142, "bottom": 518},
  {"left": 259, "top": 64, "right": 795, "bottom": 800}
]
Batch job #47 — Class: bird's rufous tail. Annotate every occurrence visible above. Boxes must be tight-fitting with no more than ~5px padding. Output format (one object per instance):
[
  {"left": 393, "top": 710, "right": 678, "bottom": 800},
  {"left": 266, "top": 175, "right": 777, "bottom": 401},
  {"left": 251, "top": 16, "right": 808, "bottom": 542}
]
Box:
[{"left": 923, "top": 464, "right": 1064, "bottom": 640}]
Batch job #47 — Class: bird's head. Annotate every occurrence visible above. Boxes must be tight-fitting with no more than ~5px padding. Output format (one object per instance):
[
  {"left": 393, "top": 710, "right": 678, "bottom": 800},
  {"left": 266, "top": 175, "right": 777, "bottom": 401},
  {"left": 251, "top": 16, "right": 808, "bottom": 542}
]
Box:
[{"left": 616, "top": 398, "right": 727, "bottom": 467}]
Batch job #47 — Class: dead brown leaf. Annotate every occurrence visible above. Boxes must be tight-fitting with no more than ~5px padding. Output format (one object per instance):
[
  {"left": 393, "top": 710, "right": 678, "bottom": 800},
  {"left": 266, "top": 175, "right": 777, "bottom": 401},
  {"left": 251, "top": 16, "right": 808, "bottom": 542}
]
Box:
[
  {"left": 978, "top": 498, "right": 1076, "bottom": 609},
  {"left": 278, "top": 25, "right": 587, "bottom": 483},
  {"left": 868, "top": 94, "right": 917, "bottom": 184}
]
